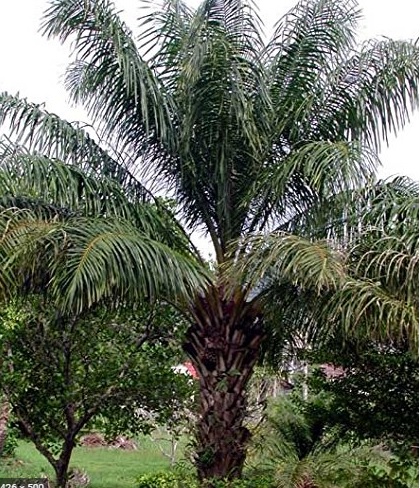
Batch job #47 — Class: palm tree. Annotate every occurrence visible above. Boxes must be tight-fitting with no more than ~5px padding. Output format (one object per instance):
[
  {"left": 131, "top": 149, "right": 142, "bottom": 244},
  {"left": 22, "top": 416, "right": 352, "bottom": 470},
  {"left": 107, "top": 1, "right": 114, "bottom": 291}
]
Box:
[
  {"left": 0, "top": 0, "right": 418, "bottom": 482},
  {"left": 252, "top": 396, "right": 392, "bottom": 488}
]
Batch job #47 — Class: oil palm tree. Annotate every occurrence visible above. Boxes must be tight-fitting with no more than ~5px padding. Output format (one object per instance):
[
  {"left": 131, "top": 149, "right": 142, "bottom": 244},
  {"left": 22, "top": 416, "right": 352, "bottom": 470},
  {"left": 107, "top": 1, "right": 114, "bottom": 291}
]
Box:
[
  {"left": 0, "top": 0, "right": 418, "bottom": 483},
  {"left": 252, "top": 396, "right": 393, "bottom": 488}
]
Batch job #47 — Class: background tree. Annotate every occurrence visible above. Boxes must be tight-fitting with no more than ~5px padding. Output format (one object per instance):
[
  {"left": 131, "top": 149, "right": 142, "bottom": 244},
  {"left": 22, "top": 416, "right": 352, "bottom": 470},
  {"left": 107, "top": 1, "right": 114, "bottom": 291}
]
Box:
[
  {"left": 0, "top": 297, "right": 193, "bottom": 488},
  {"left": 309, "top": 341, "right": 418, "bottom": 450},
  {"left": 0, "top": 0, "right": 418, "bottom": 483}
]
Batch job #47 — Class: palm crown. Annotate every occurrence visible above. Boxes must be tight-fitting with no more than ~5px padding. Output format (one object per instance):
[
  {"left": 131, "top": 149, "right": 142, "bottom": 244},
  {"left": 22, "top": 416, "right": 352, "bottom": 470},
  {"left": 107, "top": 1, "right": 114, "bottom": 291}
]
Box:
[{"left": 3, "top": 0, "right": 418, "bottom": 261}]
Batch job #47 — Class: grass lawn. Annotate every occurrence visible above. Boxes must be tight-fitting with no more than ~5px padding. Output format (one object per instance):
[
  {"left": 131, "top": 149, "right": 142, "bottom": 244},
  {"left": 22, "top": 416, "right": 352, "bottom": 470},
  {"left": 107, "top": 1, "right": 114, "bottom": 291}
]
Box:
[{"left": 0, "top": 436, "right": 183, "bottom": 487}]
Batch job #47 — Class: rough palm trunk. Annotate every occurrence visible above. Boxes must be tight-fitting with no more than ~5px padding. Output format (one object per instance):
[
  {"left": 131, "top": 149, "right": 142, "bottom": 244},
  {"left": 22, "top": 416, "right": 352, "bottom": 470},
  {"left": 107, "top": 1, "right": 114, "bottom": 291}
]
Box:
[
  {"left": 185, "top": 287, "right": 264, "bottom": 484},
  {"left": 0, "top": 398, "right": 10, "bottom": 457},
  {"left": 297, "top": 476, "right": 317, "bottom": 488}
]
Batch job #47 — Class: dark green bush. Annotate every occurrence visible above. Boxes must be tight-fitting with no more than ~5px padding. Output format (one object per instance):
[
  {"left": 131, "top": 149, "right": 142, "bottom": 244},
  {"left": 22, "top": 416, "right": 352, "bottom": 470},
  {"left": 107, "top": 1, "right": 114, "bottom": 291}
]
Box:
[
  {"left": 137, "top": 471, "right": 198, "bottom": 488},
  {"left": 0, "top": 424, "right": 19, "bottom": 458},
  {"left": 136, "top": 471, "right": 273, "bottom": 488}
]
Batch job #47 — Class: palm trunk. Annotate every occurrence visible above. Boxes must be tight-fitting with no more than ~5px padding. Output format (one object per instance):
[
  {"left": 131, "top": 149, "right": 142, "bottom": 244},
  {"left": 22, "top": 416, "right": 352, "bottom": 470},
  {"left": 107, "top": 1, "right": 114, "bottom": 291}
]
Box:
[{"left": 185, "top": 288, "right": 264, "bottom": 485}]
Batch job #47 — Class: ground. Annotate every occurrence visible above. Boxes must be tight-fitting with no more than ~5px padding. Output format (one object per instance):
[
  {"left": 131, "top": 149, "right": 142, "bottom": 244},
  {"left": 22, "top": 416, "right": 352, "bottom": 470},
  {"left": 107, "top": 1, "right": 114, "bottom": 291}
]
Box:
[{"left": 0, "top": 436, "right": 182, "bottom": 488}]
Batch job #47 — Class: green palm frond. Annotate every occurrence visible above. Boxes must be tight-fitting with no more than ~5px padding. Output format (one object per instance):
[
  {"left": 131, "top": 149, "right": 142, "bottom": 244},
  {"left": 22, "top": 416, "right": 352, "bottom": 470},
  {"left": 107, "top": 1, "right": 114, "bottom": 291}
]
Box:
[
  {"left": 1, "top": 149, "right": 184, "bottom": 252},
  {"left": 326, "top": 277, "right": 418, "bottom": 350},
  {"left": 0, "top": 0, "right": 417, "bottom": 346},
  {"left": 2, "top": 0, "right": 417, "bottom": 262},
  {"left": 0, "top": 93, "right": 110, "bottom": 163},
  {"left": 0, "top": 94, "right": 150, "bottom": 200},
  {"left": 0, "top": 208, "right": 208, "bottom": 313},
  {"left": 272, "top": 447, "right": 383, "bottom": 488},
  {"left": 226, "top": 233, "right": 345, "bottom": 296},
  {"left": 353, "top": 235, "right": 418, "bottom": 296},
  {"left": 246, "top": 140, "right": 379, "bottom": 233},
  {"left": 316, "top": 39, "right": 419, "bottom": 150},
  {"left": 265, "top": 0, "right": 361, "bottom": 142},
  {"left": 0, "top": 146, "right": 144, "bottom": 215},
  {"left": 43, "top": 0, "right": 173, "bottom": 156},
  {"left": 275, "top": 176, "right": 418, "bottom": 243},
  {"left": 230, "top": 175, "right": 418, "bottom": 350},
  {"left": 358, "top": 176, "right": 419, "bottom": 233},
  {"left": 138, "top": 0, "right": 271, "bottom": 254},
  {"left": 138, "top": 0, "right": 193, "bottom": 79}
]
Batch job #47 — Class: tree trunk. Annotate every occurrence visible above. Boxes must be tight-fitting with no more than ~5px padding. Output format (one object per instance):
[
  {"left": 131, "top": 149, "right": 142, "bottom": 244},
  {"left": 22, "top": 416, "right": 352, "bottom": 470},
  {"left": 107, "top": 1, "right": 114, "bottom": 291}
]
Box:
[
  {"left": 0, "top": 397, "right": 10, "bottom": 457},
  {"left": 54, "top": 437, "right": 75, "bottom": 488},
  {"left": 185, "top": 288, "right": 264, "bottom": 485}
]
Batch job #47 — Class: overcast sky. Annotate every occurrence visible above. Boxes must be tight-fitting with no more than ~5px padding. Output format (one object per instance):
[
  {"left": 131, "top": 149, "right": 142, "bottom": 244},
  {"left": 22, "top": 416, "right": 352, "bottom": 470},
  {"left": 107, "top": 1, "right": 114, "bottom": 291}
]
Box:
[{"left": 0, "top": 0, "right": 419, "bottom": 181}]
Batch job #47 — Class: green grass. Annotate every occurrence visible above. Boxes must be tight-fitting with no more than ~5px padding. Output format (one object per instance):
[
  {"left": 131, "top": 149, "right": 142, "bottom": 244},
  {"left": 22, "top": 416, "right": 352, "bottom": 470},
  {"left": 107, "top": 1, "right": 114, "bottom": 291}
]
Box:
[{"left": 0, "top": 436, "right": 184, "bottom": 488}]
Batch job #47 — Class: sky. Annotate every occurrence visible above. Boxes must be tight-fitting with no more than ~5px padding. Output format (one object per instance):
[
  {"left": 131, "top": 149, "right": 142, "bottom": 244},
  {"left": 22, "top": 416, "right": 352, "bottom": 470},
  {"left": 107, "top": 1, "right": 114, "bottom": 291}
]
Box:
[{"left": 0, "top": 0, "right": 418, "bottom": 183}]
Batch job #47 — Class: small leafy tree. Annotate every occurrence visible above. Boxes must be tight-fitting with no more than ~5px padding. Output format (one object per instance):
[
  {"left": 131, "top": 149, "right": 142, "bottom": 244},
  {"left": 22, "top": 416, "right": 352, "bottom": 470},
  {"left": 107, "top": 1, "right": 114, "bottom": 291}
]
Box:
[
  {"left": 309, "top": 341, "right": 419, "bottom": 450},
  {"left": 0, "top": 298, "right": 193, "bottom": 488}
]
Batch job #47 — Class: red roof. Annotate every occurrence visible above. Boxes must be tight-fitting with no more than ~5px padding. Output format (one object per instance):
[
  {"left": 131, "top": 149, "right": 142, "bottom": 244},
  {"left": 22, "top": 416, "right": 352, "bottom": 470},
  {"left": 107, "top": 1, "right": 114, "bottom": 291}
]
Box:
[{"left": 184, "top": 361, "right": 198, "bottom": 379}]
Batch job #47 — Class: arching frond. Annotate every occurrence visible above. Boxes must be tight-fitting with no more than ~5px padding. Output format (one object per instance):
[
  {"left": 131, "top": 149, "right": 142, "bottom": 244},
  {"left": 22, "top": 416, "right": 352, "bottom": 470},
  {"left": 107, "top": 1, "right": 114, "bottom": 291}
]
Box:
[
  {"left": 0, "top": 145, "right": 148, "bottom": 215},
  {"left": 43, "top": 0, "right": 173, "bottom": 156},
  {"left": 229, "top": 175, "right": 418, "bottom": 353},
  {"left": 225, "top": 233, "right": 345, "bottom": 296},
  {"left": 0, "top": 94, "right": 148, "bottom": 198},
  {"left": 265, "top": 0, "right": 361, "bottom": 143},
  {"left": 138, "top": 0, "right": 194, "bottom": 79},
  {"left": 246, "top": 140, "right": 379, "bottom": 233},
  {"left": 264, "top": 0, "right": 418, "bottom": 160},
  {"left": 316, "top": 39, "right": 419, "bottom": 151},
  {"left": 325, "top": 277, "right": 418, "bottom": 351},
  {"left": 0, "top": 143, "right": 200, "bottom": 256},
  {"left": 276, "top": 176, "right": 419, "bottom": 244},
  {"left": 0, "top": 208, "right": 208, "bottom": 313}
]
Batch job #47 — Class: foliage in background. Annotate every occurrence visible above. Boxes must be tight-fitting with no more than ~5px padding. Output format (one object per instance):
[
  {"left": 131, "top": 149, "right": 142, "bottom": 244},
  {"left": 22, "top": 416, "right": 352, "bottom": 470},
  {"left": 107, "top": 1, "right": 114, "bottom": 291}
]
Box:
[
  {"left": 137, "top": 468, "right": 273, "bottom": 488},
  {"left": 0, "top": 298, "right": 194, "bottom": 487},
  {"left": 309, "top": 340, "right": 419, "bottom": 449},
  {"left": 249, "top": 394, "right": 418, "bottom": 488},
  {"left": 251, "top": 396, "right": 369, "bottom": 487}
]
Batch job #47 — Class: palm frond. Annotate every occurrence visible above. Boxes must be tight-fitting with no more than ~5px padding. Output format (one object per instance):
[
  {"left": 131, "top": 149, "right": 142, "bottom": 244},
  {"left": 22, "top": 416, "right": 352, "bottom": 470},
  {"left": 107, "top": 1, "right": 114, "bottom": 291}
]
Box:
[
  {"left": 276, "top": 176, "right": 418, "bottom": 244},
  {"left": 226, "top": 233, "right": 345, "bottom": 297},
  {"left": 0, "top": 93, "right": 150, "bottom": 199},
  {"left": 265, "top": 0, "right": 361, "bottom": 143},
  {"left": 0, "top": 143, "right": 199, "bottom": 255},
  {"left": 0, "top": 145, "right": 144, "bottom": 216},
  {"left": 246, "top": 140, "right": 379, "bottom": 233},
  {"left": 315, "top": 39, "right": 419, "bottom": 151},
  {"left": 138, "top": 0, "right": 193, "bottom": 78},
  {"left": 325, "top": 277, "right": 418, "bottom": 351},
  {"left": 256, "top": 396, "right": 390, "bottom": 488},
  {"left": 43, "top": 0, "right": 173, "bottom": 156},
  {"left": 0, "top": 208, "right": 208, "bottom": 313}
]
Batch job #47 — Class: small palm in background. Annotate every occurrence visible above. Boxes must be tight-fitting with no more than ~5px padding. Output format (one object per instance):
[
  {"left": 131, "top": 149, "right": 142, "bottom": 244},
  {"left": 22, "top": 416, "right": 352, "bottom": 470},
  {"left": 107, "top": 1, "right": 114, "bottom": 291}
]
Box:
[{"left": 250, "top": 395, "right": 398, "bottom": 488}]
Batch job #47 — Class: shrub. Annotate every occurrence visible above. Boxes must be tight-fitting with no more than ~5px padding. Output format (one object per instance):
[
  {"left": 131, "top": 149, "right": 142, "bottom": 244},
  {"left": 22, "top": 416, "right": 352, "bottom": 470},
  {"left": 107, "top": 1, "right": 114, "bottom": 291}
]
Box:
[
  {"left": 137, "top": 472, "right": 198, "bottom": 488},
  {"left": 0, "top": 423, "right": 19, "bottom": 458},
  {"left": 136, "top": 471, "right": 273, "bottom": 488}
]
